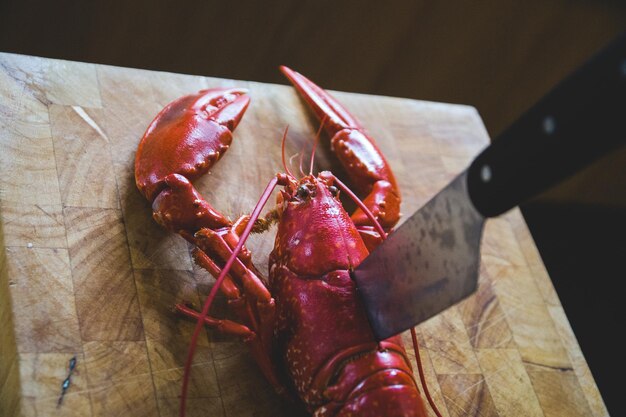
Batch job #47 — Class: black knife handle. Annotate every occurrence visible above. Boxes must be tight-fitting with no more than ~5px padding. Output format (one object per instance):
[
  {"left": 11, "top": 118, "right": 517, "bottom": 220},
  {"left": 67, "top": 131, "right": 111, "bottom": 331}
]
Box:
[{"left": 468, "top": 33, "right": 626, "bottom": 218}]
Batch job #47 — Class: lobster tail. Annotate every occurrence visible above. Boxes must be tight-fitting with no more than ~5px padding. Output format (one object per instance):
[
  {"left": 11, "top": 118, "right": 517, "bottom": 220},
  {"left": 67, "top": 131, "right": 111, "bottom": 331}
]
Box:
[
  {"left": 334, "top": 385, "right": 426, "bottom": 417},
  {"left": 310, "top": 344, "right": 427, "bottom": 417}
]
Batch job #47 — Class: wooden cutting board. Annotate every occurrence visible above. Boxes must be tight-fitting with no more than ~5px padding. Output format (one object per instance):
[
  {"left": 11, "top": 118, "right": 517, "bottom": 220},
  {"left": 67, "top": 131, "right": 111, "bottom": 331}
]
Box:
[{"left": 0, "top": 52, "right": 608, "bottom": 417}]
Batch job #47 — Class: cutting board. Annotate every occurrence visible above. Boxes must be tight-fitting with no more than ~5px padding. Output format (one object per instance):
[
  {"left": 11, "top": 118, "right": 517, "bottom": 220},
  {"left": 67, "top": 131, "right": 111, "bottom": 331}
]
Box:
[{"left": 0, "top": 53, "right": 608, "bottom": 417}]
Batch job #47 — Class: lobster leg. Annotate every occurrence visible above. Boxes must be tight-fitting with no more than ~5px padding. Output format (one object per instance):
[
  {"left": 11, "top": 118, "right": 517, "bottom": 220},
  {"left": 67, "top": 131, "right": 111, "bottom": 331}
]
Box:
[
  {"left": 183, "top": 239, "right": 283, "bottom": 392},
  {"left": 280, "top": 67, "right": 401, "bottom": 248},
  {"left": 175, "top": 304, "right": 255, "bottom": 339},
  {"left": 178, "top": 176, "right": 289, "bottom": 406}
]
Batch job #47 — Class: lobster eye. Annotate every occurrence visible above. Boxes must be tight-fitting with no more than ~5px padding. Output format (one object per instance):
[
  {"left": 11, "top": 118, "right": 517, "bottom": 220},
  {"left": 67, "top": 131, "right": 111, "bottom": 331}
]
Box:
[
  {"left": 329, "top": 185, "right": 339, "bottom": 197},
  {"left": 296, "top": 185, "right": 310, "bottom": 199}
]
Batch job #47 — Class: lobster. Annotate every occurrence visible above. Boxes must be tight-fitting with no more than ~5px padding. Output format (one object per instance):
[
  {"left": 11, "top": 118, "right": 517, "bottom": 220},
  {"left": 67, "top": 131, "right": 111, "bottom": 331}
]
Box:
[{"left": 135, "top": 67, "right": 441, "bottom": 417}]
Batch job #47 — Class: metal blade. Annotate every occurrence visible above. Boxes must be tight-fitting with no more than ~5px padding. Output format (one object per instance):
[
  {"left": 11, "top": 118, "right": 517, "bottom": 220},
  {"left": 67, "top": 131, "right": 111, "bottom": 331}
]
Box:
[{"left": 352, "top": 170, "right": 485, "bottom": 340}]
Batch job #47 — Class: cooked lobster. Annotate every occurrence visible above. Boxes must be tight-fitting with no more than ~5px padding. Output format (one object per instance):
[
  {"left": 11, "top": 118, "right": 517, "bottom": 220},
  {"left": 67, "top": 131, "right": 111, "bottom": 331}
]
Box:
[{"left": 135, "top": 67, "right": 440, "bottom": 416}]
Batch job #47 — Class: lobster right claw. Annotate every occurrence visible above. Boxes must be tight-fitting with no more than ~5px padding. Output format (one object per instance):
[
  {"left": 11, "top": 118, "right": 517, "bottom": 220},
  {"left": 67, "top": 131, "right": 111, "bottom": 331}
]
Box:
[{"left": 280, "top": 66, "right": 401, "bottom": 234}]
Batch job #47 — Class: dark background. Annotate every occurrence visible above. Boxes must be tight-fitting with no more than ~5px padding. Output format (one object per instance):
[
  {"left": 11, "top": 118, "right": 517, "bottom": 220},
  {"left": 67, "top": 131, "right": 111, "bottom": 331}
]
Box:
[{"left": 1, "top": 0, "right": 624, "bottom": 414}]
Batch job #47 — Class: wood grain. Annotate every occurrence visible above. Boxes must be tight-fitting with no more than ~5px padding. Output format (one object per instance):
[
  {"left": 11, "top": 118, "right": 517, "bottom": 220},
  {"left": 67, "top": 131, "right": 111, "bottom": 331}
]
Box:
[
  {"left": 476, "top": 349, "right": 544, "bottom": 416},
  {"left": 0, "top": 52, "right": 608, "bottom": 417},
  {"left": 438, "top": 373, "right": 498, "bottom": 417},
  {"left": 6, "top": 247, "right": 81, "bottom": 353},
  {"left": 64, "top": 207, "right": 143, "bottom": 341},
  {"left": 0, "top": 219, "right": 21, "bottom": 417}
]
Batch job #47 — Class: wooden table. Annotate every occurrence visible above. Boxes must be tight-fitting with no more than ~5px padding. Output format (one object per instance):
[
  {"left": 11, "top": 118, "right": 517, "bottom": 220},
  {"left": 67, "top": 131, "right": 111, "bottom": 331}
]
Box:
[{"left": 0, "top": 53, "right": 608, "bottom": 417}]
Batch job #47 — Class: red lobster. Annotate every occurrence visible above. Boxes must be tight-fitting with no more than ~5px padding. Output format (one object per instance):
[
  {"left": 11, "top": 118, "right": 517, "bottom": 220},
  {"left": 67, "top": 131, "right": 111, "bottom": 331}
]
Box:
[{"left": 135, "top": 67, "right": 441, "bottom": 416}]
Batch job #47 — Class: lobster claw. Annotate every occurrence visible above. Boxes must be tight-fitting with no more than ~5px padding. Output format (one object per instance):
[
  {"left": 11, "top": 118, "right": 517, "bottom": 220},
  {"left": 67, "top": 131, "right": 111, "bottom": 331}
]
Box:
[
  {"left": 135, "top": 88, "right": 250, "bottom": 202},
  {"left": 279, "top": 66, "right": 362, "bottom": 136},
  {"left": 280, "top": 66, "right": 401, "bottom": 234},
  {"left": 151, "top": 173, "right": 232, "bottom": 234}
]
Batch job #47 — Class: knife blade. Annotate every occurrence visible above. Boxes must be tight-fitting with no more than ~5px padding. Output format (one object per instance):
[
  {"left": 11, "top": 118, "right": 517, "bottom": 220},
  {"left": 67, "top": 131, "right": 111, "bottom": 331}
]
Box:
[{"left": 352, "top": 33, "right": 626, "bottom": 341}]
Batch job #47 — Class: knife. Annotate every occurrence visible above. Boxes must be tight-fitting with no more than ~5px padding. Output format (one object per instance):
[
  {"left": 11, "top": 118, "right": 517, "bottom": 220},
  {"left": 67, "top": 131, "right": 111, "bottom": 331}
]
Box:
[{"left": 352, "top": 33, "right": 626, "bottom": 341}]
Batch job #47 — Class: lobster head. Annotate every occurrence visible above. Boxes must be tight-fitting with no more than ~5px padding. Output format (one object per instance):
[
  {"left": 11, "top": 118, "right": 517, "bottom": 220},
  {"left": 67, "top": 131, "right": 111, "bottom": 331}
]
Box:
[{"left": 272, "top": 172, "right": 368, "bottom": 276}]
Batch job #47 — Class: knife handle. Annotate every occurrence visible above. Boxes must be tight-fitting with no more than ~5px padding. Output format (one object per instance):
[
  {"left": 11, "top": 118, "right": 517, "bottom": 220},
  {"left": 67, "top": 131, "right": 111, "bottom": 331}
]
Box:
[{"left": 467, "top": 33, "right": 626, "bottom": 218}]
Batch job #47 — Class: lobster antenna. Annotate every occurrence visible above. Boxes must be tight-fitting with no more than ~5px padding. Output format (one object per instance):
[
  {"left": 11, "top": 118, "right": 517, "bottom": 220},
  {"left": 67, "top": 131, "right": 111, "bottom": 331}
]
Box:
[
  {"left": 288, "top": 151, "right": 306, "bottom": 178},
  {"left": 411, "top": 329, "right": 444, "bottom": 417},
  {"left": 298, "top": 150, "right": 306, "bottom": 177},
  {"left": 309, "top": 115, "right": 327, "bottom": 175},
  {"left": 281, "top": 126, "right": 295, "bottom": 178},
  {"left": 180, "top": 176, "right": 280, "bottom": 417}
]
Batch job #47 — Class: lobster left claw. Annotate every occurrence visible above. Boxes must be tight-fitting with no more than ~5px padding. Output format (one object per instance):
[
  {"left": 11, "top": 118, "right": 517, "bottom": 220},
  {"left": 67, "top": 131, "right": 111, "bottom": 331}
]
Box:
[
  {"left": 135, "top": 88, "right": 250, "bottom": 234},
  {"left": 136, "top": 88, "right": 250, "bottom": 202}
]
